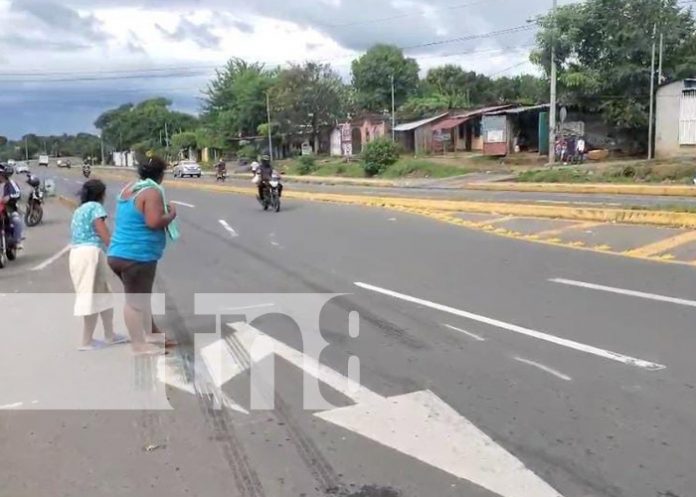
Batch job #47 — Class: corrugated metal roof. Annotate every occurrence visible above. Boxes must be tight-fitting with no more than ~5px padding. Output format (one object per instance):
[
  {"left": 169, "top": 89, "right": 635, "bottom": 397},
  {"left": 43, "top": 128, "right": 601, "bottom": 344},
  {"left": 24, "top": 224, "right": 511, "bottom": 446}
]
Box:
[
  {"left": 432, "top": 116, "right": 468, "bottom": 131},
  {"left": 394, "top": 113, "right": 449, "bottom": 132},
  {"left": 452, "top": 105, "right": 513, "bottom": 119},
  {"left": 486, "top": 104, "right": 550, "bottom": 115}
]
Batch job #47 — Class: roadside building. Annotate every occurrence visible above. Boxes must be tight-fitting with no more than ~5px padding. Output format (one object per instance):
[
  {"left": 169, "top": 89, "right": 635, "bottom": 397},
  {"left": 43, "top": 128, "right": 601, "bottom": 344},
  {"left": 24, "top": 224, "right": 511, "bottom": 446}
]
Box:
[
  {"left": 431, "top": 105, "right": 513, "bottom": 154},
  {"left": 330, "top": 116, "right": 390, "bottom": 157},
  {"left": 393, "top": 113, "right": 449, "bottom": 155},
  {"left": 482, "top": 104, "right": 550, "bottom": 156},
  {"left": 655, "top": 78, "right": 696, "bottom": 158}
]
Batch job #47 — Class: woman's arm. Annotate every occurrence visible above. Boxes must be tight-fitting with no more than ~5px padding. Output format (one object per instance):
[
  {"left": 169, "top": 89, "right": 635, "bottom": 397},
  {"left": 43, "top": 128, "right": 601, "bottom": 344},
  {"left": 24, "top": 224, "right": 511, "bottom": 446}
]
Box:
[
  {"left": 93, "top": 217, "right": 111, "bottom": 247},
  {"left": 140, "top": 188, "right": 177, "bottom": 229}
]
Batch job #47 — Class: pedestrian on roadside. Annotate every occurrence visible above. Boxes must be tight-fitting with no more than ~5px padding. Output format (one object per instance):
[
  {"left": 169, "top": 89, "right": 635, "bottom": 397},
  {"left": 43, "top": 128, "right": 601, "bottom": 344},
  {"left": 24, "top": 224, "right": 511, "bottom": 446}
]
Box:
[
  {"left": 576, "top": 136, "right": 586, "bottom": 163},
  {"left": 69, "top": 179, "right": 129, "bottom": 351},
  {"left": 107, "top": 156, "right": 179, "bottom": 356}
]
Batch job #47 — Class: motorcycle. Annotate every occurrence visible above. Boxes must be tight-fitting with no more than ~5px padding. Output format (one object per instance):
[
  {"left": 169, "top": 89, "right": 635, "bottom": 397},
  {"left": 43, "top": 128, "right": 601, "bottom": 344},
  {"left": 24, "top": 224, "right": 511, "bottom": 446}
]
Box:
[
  {"left": 0, "top": 203, "right": 19, "bottom": 269},
  {"left": 216, "top": 169, "right": 226, "bottom": 182},
  {"left": 82, "top": 166, "right": 91, "bottom": 178},
  {"left": 24, "top": 175, "right": 44, "bottom": 227},
  {"left": 260, "top": 173, "right": 282, "bottom": 212}
]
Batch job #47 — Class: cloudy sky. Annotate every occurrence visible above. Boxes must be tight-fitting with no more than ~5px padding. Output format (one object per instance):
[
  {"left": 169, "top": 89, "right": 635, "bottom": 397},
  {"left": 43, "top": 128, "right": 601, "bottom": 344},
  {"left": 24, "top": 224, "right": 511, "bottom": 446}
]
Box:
[{"left": 0, "top": 0, "right": 573, "bottom": 138}]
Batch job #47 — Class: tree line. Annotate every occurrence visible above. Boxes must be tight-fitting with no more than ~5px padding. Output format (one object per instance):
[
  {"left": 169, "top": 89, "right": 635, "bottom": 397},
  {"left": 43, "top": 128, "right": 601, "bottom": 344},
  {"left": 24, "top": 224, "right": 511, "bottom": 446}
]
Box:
[
  {"left": 93, "top": 45, "right": 549, "bottom": 160},
  {"left": 6, "top": 0, "right": 693, "bottom": 161}
]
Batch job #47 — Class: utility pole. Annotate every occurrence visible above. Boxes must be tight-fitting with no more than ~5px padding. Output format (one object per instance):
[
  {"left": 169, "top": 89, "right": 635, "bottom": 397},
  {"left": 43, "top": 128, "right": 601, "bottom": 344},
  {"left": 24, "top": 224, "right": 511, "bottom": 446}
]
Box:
[
  {"left": 266, "top": 92, "right": 273, "bottom": 160},
  {"left": 390, "top": 74, "right": 396, "bottom": 142},
  {"left": 164, "top": 122, "right": 170, "bottom": 149},
  {"left": 548, "top": 0, "right": 558, "bottom": 165},
  {"left": 658, "top": 32, "right": 664, "bottom": 84},
  {"left": 100, "top": 136, "right": 105, "bottom": 165},
  {"left": 24, "top": 137, "right": 28, "bottom": 161},
  {"left": 648, "top": 23, "right": 657, "bottom": 160}
]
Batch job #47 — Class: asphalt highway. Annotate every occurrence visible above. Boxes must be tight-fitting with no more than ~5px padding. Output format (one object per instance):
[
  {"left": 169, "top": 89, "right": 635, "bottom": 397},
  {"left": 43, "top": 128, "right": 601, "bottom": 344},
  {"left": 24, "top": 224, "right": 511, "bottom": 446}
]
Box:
[{"left": 1, "top": 168, "right": 695, "bottom": 497}]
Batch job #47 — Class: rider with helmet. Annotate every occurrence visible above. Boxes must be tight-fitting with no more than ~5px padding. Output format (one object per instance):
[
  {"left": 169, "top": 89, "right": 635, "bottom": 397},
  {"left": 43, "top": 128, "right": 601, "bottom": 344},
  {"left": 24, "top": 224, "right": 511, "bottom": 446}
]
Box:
[
  {"left": 0, "top": 164, "right": 25, "bottom": 248},
  {"left": 255, "top": 154, "right": 282, "bottom": 201}
]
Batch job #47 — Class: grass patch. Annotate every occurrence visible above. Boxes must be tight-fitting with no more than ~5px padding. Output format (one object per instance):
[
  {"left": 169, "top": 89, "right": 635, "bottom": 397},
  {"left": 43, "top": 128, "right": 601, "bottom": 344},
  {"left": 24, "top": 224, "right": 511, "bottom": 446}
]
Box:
[
  {"left": 516, "top": 162, "right": 696, "bottom": 184},
  {"left": 282, "top": 157, "right": 470, "bottom": 179},
  {"left": 381, "top": 159, "right": 470, "bottom": 178}
]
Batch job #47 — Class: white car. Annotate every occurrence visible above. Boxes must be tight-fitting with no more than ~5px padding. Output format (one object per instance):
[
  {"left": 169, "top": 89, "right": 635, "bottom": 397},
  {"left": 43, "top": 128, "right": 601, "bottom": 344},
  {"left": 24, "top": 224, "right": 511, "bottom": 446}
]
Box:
[
  {"left": 173, "top": 160, "right": 202, "bottom": 178},
  {"left": 14, "top": 162, "right": 29, "bottom": 174}
]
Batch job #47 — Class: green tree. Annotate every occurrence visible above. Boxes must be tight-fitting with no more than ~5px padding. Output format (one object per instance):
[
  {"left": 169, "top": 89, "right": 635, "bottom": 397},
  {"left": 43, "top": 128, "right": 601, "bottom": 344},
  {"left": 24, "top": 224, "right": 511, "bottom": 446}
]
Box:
[
  {"left": 202, "top": 58, "right": 275, "bottom": 146},
  {"left": 94, "top": 98, "right": 197, "bottom": 153},
  {"left": 352, "top": 44, "right": 420, "bottom": 112},
  {"left": 171, "top": 131, "right": 198, "bottom": 155},
  {"left": 531, "top": 0, "right": 696, "bottom": 130},
  {"left": 272, "top": 62, "right": 346, "bottom": 152},
  {"left": 424, "top": 65, "right": 473, "bottom": 108}
]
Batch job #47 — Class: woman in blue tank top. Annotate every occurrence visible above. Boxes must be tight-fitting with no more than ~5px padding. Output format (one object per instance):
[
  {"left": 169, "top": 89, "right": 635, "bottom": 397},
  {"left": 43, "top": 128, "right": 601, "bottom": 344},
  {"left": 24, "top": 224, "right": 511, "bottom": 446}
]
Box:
[{"left": 108, "top": 156, "right": 178, "bottom": 356}]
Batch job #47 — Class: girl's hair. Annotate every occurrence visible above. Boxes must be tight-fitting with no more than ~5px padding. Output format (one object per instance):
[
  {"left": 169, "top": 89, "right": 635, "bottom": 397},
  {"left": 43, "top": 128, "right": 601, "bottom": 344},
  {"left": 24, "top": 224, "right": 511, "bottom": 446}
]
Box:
[
  {"left": 138, "top": 156, "right": 168, "bottom": 182},
  {"left": 80, "top": 179, "right": 106, "bottom": 205}
]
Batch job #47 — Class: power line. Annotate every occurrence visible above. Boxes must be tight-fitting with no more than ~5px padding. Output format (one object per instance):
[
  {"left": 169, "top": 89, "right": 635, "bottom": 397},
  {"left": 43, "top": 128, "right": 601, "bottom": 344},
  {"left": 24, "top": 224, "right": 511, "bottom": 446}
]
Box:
[
  {"left": 402, "top": 24, "right": 536, "bottom": 50},
  {"left": 322, "top": 0, "right": 505, "bottom": 29}
]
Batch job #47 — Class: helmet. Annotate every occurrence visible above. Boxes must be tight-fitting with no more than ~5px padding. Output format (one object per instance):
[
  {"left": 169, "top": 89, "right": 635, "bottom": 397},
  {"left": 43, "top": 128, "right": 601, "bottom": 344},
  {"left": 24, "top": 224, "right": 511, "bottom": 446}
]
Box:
[
  {"left": 27, "top": 175, "right": 40, "bottom": 188},
  {"left": 3, "top": 164, "right": 14, "bottom": 177},
  {"left": 260, "top": 154, "right": 270, "bottom": 162}
]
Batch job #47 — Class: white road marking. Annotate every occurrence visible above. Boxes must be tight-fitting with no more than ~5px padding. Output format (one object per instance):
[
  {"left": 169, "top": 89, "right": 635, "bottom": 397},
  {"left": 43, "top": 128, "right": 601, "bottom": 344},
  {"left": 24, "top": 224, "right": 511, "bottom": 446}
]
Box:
[
  {"left": 550, "top": 278, "right": 696, "bottom": 308},
  {"left": 388, "top": 218, "right": 397, "bottom": 222},
  {"left": 270, "top": 241, "right": 280, "bottom": 247},
  {"left": 514, "top": 356, "right": 572, "bottom": 381},
  {"left": 31, "top": 244, "right": 70, "bottom": 271},
  {"left": 0, "top": 402, "right": 23, "bottom": 409},
  {"left": 171, "top": 200, "right": 195, "bottom": 208},
  {"left": 218, "top": 220, "right": 238, "bottom": 237},
  {"left": 443, "top": 323, "right": 486, "bottom": 342},
  {"left": 224, "top": 323, "right": 565, "bottom": 497},
  {"left": 355, "top": 282, "right": 665, "bottom": 371}
]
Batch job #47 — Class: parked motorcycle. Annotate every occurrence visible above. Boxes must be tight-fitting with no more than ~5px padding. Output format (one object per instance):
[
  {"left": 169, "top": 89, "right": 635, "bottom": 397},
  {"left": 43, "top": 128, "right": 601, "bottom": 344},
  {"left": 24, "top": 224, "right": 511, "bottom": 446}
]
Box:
[
  {"left": 0, "top": 203, "right": 18, "bottom": 269},
  {"left": 24, "top": 175, "right": 44, "bottom": 227}
]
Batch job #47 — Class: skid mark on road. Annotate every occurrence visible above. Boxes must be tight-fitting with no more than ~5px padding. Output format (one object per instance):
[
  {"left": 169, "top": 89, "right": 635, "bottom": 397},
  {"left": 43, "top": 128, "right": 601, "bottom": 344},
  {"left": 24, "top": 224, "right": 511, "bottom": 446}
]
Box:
[
  {"left": 550, "top": 278, "right": 696, "bottom": 308},
  {"left": 513, "top": 357, "right": 572, "bottom": 381},
  {"left": 356, "top": 282, "right": 666, "bottom": 371}
]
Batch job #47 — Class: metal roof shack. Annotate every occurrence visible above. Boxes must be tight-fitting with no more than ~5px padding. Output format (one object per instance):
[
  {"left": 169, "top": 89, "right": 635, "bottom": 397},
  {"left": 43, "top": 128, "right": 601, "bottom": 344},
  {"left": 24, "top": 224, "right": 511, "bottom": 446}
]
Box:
[
  {"left": 485, "top": 104, "right": 550, "bottom": 115},
  {"left": 394, "top": 113, "right": 449, "bottom": 154},
  {"left": 393, "top": 113, "right": 449, "bottom": 132},
  {"left": 482, "top": 104, "right": 551, "bottom": 156}
]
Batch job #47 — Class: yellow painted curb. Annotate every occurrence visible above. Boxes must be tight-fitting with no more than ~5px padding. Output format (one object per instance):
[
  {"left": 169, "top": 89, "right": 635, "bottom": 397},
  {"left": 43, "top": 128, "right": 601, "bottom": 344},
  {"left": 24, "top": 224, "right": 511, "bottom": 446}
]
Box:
[
  {"left": 467, "top": 181, "right": 696, "bottom": 197},
  {"left": 93, "top": 170, "right": 696, "bottom": 229}
]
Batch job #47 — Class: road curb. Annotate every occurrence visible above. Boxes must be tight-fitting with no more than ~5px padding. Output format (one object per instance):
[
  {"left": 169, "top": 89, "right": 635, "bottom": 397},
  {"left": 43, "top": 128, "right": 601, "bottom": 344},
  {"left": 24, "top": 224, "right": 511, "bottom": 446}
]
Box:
[
  {"left": 90, "top": 170, "right": 696, "bottom": 228},
  {"left": 466, "top": 182, "right": 696, "bottom": 197}
]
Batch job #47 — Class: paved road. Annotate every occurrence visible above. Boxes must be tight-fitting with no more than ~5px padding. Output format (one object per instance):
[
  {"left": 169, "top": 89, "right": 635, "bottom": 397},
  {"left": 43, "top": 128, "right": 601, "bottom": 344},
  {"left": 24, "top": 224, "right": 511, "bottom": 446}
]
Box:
[{"left": 2, "top": 168, "right": 695, "bottom": 497}]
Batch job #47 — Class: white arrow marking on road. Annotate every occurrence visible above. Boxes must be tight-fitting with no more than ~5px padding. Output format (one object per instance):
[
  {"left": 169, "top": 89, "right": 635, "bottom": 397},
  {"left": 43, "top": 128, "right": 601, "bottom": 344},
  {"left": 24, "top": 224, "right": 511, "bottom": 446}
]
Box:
[
  {"left": 224, "top": 323, "right": 564, "bottom": 497},
  {"left": 218, "top": 220, "right": 238, "bottom": 237},
  {"left": 355, "top": 282, "right": 665, "bottom": 371},
  {"left": 171, "top": 201, "right": 195, "bottom": 208}
]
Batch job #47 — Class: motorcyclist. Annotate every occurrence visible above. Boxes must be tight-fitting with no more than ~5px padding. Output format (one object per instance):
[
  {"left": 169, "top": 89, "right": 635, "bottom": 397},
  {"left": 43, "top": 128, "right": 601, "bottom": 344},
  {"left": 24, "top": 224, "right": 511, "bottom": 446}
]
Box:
[
  {"left": 255, "top": 155, "right": 282, "bottom": 200},
  {"left": 215, "top": 159, "right": 226, "bottom": 178},
  {"left": 0, "top": 164, "right": 25, "bottom": 249},
  {"left": 82, "top": 162, "right": 91, "bottom": 177}
]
